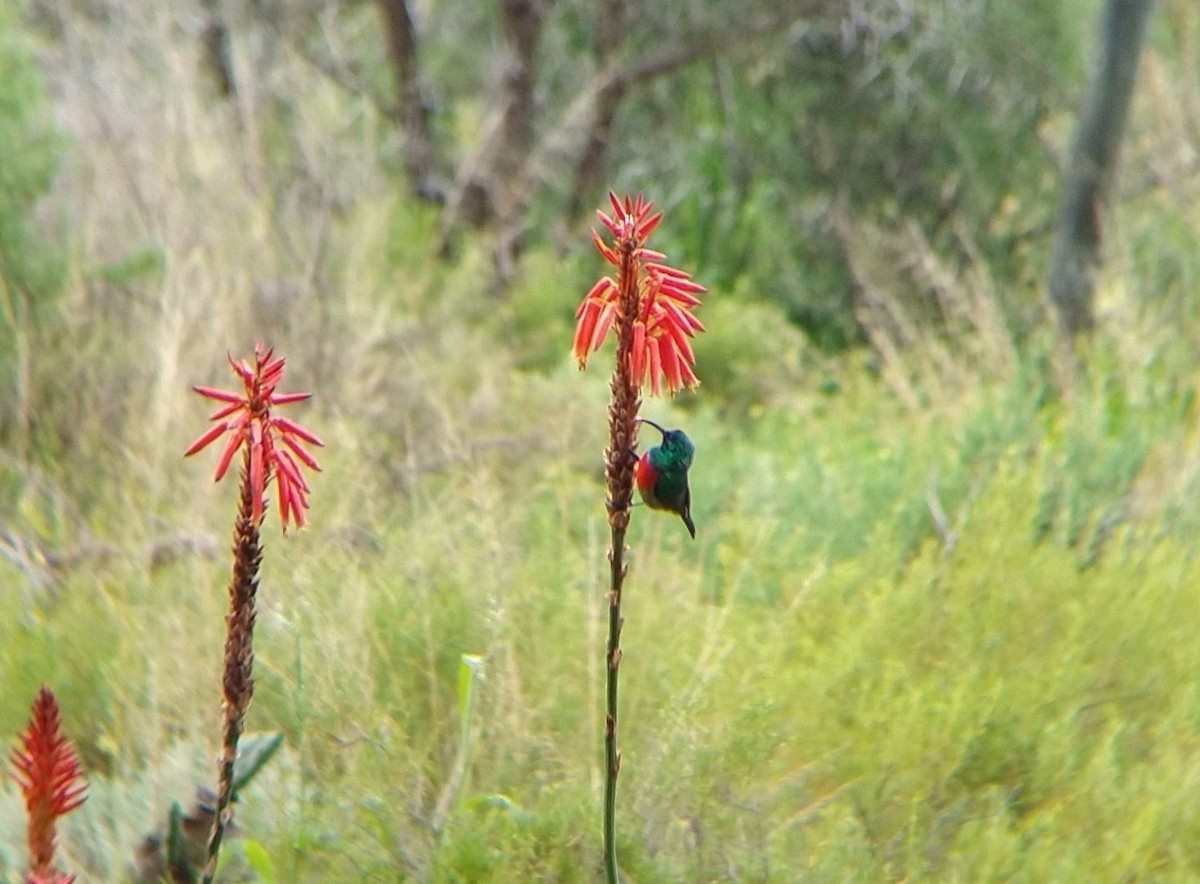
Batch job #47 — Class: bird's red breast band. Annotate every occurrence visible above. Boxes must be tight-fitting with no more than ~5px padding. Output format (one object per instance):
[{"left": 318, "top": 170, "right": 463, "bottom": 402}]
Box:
[{"left": 635, "top": 454, "right": 657, "bottom": 494}]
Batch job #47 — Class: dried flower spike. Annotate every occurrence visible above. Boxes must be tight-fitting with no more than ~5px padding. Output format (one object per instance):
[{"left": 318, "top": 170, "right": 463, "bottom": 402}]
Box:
[
  {"left": 186, "top": 341, "right": 324, "bottom": 529},
  {"left": 573, "top": 192, "right": 706, "bottom": 396},
  {"left": 11, "top": 687, "right": 87, "bottom": 884}
]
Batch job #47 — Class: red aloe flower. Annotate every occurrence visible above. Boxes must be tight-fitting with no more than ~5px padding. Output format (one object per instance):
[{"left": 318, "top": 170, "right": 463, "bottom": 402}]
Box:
[
  {"left": 10, "top": 687, "right": 87, "bottom": 883},
  {"left": 573, "top": 192, "right": 706, "bottom": 395},
  {"left": 185, "top": 341, "right": 323, "bottom": 530}
]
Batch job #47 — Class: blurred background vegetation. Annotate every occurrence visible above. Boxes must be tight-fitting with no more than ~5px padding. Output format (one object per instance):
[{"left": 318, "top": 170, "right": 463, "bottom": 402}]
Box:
[{"left": 2, "top": 0, "right": 1200, "bottom": 880}]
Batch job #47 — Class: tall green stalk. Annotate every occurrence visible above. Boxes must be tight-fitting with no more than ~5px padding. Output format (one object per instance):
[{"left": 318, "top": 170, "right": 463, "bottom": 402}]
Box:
[{"left": 602, "top": 236, "right": 640, "bottom": 884}]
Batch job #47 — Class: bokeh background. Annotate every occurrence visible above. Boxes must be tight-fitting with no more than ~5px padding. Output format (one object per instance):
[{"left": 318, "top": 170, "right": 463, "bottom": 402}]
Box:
[{"left": 2, "top": 0, "right": 1200, "bottom": 880}]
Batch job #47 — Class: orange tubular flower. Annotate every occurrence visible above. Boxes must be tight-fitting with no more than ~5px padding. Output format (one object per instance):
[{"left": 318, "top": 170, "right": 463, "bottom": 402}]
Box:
[
  {"left": 185, "top": 342, "right": 323, "bottom": 530},
  {"left": 11, "top": 687, "right": 87, "bottom": 884},
  {"left": 573, "top": 192, "right": 706, "bottom": 396}
]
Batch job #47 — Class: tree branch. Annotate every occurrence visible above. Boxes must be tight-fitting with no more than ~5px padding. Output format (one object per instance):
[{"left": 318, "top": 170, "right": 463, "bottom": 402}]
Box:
[{"left": 376, "top": 0, "right": 445, "bottom": 201}]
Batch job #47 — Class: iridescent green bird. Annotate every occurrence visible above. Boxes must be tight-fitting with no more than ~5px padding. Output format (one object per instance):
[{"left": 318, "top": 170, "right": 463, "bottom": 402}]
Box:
[{"left": 635, "top": 418, "right": 696, "bottom": 539}]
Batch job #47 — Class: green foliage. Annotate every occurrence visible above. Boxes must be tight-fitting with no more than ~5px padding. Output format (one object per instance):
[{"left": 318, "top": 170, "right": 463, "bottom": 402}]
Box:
[
  {"left": 5, "top": 1, "right": 1200, "bottom": 880},
  {"left": 165, "top": 801, "right": 190, "bottom": 882},
  {"left": 687, "top": 290, "right": 807, "bottom": 410},
  {"left": 233, "top": 732, "right": 285, "bottom": 798},
  {"left": 92, "top": 246, "right": 167, "bottom": 288},
  {"left": 0, "top": 10, "right": 64, "bottom": 302},
  {"left": 492, "top": 247, "right": 590, "bottom": 373},
  {"left": 7, "top": 302, "right": 1200, "bottom": 877},
  {"left": 0, "top": 8, "right": 66, "bottom": 443},
  {"left": 615, "top": 1, "right": 1085, "bottom": 348},
  {"left": 239, "top": 839, "right": 279, "bottom": 883},
  {"left": 157, "top": 733, "right": 284, "bottom": 881}
]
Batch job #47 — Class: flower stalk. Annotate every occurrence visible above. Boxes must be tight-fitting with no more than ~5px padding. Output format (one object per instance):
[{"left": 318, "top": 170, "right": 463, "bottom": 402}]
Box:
[
  {"left": 601, "top": 232, "right": 639, "bottom": 884},
  {"left": 185, "top": 342, "right": 321, "bottom": 883},
  {"left": 574, "top": 193, "right": 705, "bottom": 883},
  {"left": 10, "top": 686, "right": 88, "bottom": 884},
  {"left": 201, "top": 461, "right": 262, "bottom": 883}
]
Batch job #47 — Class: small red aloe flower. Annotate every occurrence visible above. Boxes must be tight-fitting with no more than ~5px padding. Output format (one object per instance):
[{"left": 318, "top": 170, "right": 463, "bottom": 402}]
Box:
[
  {"left": 185, "top": 341, "right": 324, "bottom": 529},
  {"left": 573, "top": 192, "right": 706, "bottom": 395},
  {"left": 10, "top": 687, "right": 88, "bottom": 884}
]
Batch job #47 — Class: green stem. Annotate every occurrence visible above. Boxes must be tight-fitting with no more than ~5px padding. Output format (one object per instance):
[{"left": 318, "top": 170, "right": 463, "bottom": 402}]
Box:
[
  {"left": 201, "top": 716, "right": 242, "bottom": 883},
  {"left": 602, "top": 232, "right": 640, "bottom": 884},
  {"left": 604, "top": 522, "right": 627, "bottom": 884}
]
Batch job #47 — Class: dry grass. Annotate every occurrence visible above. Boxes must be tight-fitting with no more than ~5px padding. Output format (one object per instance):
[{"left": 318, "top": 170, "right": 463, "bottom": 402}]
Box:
[{"left": 4, "top": 1, "right": 1200, "bottom": 881}]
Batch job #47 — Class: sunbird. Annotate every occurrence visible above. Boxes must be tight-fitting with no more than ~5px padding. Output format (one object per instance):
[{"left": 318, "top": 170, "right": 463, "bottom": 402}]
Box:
[{"left": 635, "top": 418, "right": 696, "bottom": 539}]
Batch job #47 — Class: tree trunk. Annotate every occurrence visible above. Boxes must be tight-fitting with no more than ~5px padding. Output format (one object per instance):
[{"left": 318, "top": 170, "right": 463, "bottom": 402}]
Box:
[
  {"left": 200, "top": 0, "right": 235, "bottom": 98},
  {"left": 437, "top": 0, "right": 547, "bottom": 277},
  {"left": 564, "top": 0, "right": 627, "bottom": 226},
  {"left": 1047, "top": 0, "right": 1154, "bottom": 336},
  {"left": 377, "top": 0, "right": 444, "bottom": 202}
]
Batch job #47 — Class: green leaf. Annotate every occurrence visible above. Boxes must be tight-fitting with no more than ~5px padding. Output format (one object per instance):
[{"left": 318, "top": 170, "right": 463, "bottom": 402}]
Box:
[
  {"left": 242, "top": 839, "right": 278, "bottom": 883},
  {"left": 94, "top": 245, "right": 167, "bottom": 286},
  {"left": 232, "top": 731, "right": 285, "bottom": 798},
  {"left": 465, "top": 793, "right": 536, "bottom": 824},
  {"left": 165, "top": 800, "right": 196, "bottom": 883},
  {"left": 457, "top": 654, "right": 484, "bottom": 747}
]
